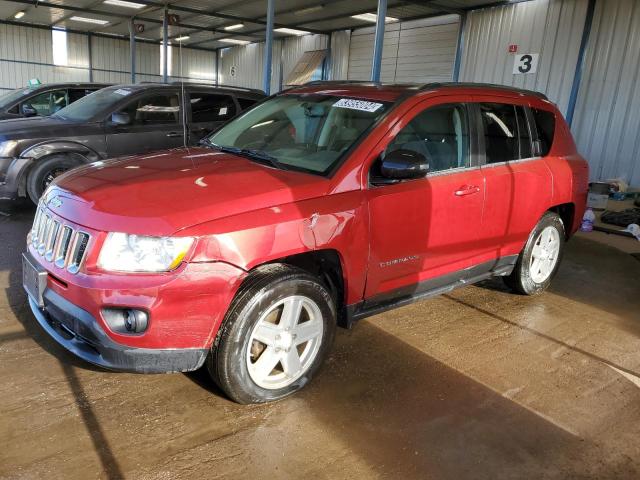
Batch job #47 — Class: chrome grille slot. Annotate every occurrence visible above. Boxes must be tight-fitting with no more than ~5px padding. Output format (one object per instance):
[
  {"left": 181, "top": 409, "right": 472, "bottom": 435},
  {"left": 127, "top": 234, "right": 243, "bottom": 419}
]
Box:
[
  {"left": 55, "top": 226, "right": 73, "bottom": 268},
  {"left": 45, "top": 220, "right": 60, "bottom": 262},
  {"left": 68, "top": 232, "right": 90, "bottom": 274},
  {"left": 31, "top": 208, "right": 43, "bottom": 246},
  {"left": 38, "top": 215, "right": 52, "bottom": 255}
]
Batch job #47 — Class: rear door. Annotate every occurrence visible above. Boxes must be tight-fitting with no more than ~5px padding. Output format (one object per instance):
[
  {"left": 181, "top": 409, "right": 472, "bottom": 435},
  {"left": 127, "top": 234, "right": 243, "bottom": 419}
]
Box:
[
  {"left": 364, "top": 99, "right": 485, "bottom": 301},
  {"left": 187, "top": 90, "right": 237, "bottom": 144},
  {"left": 472, "top": 98, "right": 553, "bottom": 264},
  {"left": 105, "top": 90, "right": 184, "bottom": 156}
]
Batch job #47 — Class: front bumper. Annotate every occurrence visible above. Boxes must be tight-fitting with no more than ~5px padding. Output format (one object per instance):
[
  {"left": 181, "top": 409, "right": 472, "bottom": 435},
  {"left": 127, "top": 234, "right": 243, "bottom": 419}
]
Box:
[
  {"left": 0, "top": 157, "right": 28, "bottom": 200},
  {"left": 28, "top": 287, "right": 208, "bottom": 373}
]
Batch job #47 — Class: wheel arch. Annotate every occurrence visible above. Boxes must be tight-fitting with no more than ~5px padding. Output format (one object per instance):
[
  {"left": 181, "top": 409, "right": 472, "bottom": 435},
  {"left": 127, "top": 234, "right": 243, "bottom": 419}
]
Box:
[
  {"left": 547, "top": 202, "right": 575, "bottom": 239},
  {"left": 16, "top": 141, "right": 100, "bottom": 197},
  {"left": 250, "top": 249, "right": 349, "bottom": 329}
]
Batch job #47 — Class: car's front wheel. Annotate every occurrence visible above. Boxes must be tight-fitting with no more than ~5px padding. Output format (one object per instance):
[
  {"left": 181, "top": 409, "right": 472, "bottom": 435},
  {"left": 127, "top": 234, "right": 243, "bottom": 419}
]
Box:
[
  {"left": 26, "top": 155, "right": 83, "bottom": 204},
  {"left": 209, "top": 264, "right": 336, "bottom": 404},
  {"left": 504, "top": 211, "right": 565, "bottom": 295}
]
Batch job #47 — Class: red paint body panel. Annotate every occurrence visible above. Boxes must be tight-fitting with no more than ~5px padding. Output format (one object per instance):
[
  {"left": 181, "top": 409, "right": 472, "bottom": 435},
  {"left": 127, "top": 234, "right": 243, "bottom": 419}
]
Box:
[{"left": 30, "top": 84, "right": 588, "bottom": 354}]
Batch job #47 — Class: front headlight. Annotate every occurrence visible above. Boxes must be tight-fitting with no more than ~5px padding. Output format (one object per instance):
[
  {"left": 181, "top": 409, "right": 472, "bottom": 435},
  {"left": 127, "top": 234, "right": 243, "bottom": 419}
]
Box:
[
  {"left": 97, "top": 232, "right": 194, "bottom": 273},
  {"left": 0, "top": 140, "right": 18, "bottom": 158}
]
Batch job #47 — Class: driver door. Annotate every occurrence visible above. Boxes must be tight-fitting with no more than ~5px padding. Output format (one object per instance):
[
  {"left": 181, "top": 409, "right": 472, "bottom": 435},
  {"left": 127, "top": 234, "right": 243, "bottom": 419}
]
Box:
[
  {"left": 364, "top": 100, "right": 485, "bottom": 302},
  {"left": 105, "top": 91, "right": 184, "bottom": 157}
]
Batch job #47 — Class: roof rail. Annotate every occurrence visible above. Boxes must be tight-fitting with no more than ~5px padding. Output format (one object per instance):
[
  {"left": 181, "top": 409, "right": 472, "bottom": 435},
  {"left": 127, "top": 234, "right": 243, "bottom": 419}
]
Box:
[
  {"left": 168, "top": 81, "right": 264, "bottom": 95},
  {"left": 303, "top": 80, "right": 382, "bottom": 86},
  {"left": 418, "top": 82, "right": 548, "bottom": 100}
]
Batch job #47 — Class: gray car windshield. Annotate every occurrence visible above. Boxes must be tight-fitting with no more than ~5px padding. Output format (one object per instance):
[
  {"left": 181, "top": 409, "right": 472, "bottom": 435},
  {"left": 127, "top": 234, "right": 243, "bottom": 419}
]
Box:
[
  {"left": 206, "top": 94, "right": 391, "bottom": 175},
  {"left": 0, "top": 88, "right": 32, "bottom": 109},
  {"left": 52, "top": 87, "right": 133, "bottom": 122}
]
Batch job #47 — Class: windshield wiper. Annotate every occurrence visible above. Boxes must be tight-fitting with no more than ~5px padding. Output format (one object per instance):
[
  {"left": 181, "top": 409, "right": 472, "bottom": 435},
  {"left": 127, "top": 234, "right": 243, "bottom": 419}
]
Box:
[{"left": 206, "top": 142, "right": 288, "bottom": 170}]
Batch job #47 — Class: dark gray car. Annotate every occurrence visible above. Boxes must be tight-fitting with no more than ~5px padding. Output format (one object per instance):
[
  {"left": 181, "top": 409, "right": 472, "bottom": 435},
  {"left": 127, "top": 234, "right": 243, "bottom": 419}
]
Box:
[
  {"left": 0, "top": 83, "right": 109, "bottom": 121},
  {"left": 0, "top": 83, "right": 265, "bottom": 203}
]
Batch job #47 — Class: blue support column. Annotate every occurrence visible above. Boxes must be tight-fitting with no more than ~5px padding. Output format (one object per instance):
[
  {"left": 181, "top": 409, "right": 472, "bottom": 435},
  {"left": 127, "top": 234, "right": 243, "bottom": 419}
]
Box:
[
  {"left": 129, "top": 18, "right": 136, "bottom": 84},
  {"left": 162, "top": 8, "right": 169, "bottom": 83},
  {"left": 262, "top": 0, "right": 275, "bottom": 95},
  {"left": 452, "top": 12, "right": 466, "bottom": 82},
  {"left": 87, "top": 32, "right": 94, "bottom": 82},
  {"left": 566, "top": 0, "right": 596, "bottom": 126},
  {"left": 371, "top": 0, "right": 387, "bottom": 82}
]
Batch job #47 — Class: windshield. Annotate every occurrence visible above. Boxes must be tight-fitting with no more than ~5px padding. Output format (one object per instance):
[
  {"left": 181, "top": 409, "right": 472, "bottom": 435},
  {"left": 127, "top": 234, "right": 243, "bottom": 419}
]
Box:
[
  {"left": 53, "top": 87, "right": 132, "bottom": 122},
  {"left": 206, "top": 94, "right": 391, "bottom": 175},
  {"left": 0, "top": 88, "right": 33, "bottom": 109}
]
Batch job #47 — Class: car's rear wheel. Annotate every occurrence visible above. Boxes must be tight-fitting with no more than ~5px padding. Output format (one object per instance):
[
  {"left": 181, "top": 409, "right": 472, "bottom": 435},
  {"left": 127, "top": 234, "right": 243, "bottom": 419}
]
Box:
[
  {"left": 208, "top": 264, "right": 336, "bottom": 404},
  {"left": 26, "top": 155, "right": 83, "bottom": 204},
  {"left": 504, "top": 212, "right": 565, "bottom": 295}
]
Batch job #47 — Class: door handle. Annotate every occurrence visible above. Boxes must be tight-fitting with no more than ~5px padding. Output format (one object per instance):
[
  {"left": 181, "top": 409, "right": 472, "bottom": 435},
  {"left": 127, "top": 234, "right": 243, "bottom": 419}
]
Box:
[
  {"left": 454, "top": 185, "right": 481, "bottom": 196},
  {"left": 166, "top": 132, "right": 182, "bottom": 138}
]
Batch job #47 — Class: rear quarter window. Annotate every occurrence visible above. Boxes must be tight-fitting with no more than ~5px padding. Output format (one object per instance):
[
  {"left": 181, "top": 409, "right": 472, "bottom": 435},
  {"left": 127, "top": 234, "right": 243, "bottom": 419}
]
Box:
[{"left": 532, "top": 108, "right": 556, "bottom": 157}]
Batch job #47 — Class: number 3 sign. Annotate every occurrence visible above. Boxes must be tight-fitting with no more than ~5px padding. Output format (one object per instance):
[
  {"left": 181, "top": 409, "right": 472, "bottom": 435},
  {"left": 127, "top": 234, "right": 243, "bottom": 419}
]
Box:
[{"left": 513, "top": 53, "right": 539, "bottom": 74}]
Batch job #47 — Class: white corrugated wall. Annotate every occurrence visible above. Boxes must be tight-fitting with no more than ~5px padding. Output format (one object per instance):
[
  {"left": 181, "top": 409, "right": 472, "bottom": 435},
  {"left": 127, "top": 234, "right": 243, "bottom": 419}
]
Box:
[
  {"left": 459, "top": 0, "right": 588, "bottom": 115},
  {"left": 347, "top": 15, "right": 461, "bottom": 83},
  {"left": 0, "top": 23, "right": 216, "bottom": 90},
  {"left": 571, "top": 0, "right": 640, "bottom": 186}
]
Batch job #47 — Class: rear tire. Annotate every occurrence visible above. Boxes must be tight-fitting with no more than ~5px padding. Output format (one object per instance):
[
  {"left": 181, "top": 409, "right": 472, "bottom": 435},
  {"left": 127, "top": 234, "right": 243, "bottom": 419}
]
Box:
[
  {"left": 26, "top": 155, "right": 83, "bottom": 204},
  {"left": 208, "top": 264, "right": 336, "bottom": 404},
  {"left": 504, "top": 212, "right": 565, "bottom": 295}
]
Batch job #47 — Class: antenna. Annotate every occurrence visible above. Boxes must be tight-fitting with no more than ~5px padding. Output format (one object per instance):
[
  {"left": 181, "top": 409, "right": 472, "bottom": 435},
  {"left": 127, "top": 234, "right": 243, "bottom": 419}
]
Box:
[{"left": 178, "top": 29, "right": 188, "bottom": 149}]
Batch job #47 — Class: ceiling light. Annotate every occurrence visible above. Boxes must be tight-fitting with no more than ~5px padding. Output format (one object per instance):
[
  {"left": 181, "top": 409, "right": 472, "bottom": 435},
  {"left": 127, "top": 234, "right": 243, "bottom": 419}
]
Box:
[
  {"left": 103, "top": 0, "right": 145, "bottom": 8},
  {"left": 174, "top": 35, "right": 190, "bottom": 41},
  {"left": 294, "top": 5, "right": 324, "bottom": 15},
  {"left": 274, "top": 27, "right": 309, "bottom": 36},
  {"left": 69, "top": 16, "right": 110, "bottom": 25},
  {"left": 218, "top": 38, "right": 250, "bottom": 45},
  {"left": 224, "top": 23, "right": 244, "bottom": 31},
  {"left": 351, "top": 12, "right": 398, "bottom": 23},
  {"left": 14, "top": 11, "right": 25, "bottom": 19}
]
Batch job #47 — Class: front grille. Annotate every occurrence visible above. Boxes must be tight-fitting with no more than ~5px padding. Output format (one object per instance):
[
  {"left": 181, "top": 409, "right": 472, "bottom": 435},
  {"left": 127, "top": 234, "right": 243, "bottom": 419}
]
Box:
[{"left": 29, "top": 204, "right": 91, "bottom": 274}]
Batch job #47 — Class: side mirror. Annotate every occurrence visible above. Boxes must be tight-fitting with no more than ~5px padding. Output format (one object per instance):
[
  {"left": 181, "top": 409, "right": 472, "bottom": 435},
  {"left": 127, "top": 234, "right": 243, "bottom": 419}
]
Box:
[
  {"left": 380, "top": 149, "right": 429, "bottom": 181},
  {"left": 110, "top": 111, "right": 131, "bottom": 126},
  {"left": 21, "top": 103, "right": 38, "bottom": 117}
]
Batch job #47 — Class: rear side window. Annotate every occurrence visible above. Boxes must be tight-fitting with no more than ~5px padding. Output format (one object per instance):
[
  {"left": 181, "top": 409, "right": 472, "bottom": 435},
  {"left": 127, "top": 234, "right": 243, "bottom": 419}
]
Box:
[
  {"left": 532, "top": 108, "right": 556, "bottom": 157},
  {"left": 237, "top": 97, "right": 258, "bottom": 111},
  {"left": 69, "top": 88, "right": 94, "bottom": 103},
  {"left": 190, "top": 93, "right": 236, "bottom": 122}
]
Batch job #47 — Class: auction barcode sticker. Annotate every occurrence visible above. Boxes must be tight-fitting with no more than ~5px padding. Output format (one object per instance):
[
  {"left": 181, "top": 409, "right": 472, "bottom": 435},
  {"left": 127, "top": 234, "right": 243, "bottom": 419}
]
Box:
[
  {"left": 113, "top": 88, "right": 132, "bottom": 96},
  {"left": 333, "top": 98, "right": 383, "bottom": 112}
]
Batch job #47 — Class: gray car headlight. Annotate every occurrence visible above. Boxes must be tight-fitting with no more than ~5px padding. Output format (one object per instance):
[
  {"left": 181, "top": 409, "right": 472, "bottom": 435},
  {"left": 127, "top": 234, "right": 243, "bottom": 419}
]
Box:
[{"left": 98, "top": 232, "right": 194, "bottom": 273}]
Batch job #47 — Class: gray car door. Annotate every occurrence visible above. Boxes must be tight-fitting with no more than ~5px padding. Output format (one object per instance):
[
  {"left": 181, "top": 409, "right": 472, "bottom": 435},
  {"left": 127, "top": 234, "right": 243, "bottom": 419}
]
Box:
[
  {"left": 105, "top": 90, "right": 185, "bottom": 157},
  {"left": 187, "top": 90, "right": 238, "bottom": 144}
]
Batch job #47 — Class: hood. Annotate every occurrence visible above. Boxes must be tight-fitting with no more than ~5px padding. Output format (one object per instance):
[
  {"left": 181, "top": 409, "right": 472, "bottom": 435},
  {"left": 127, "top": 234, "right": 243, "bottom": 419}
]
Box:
[
  {"left": 0, "top": 116, "right": 81, "bottom": 141},
  {"left": 46, "top": 147, "right": 330, "bottom": 236}
]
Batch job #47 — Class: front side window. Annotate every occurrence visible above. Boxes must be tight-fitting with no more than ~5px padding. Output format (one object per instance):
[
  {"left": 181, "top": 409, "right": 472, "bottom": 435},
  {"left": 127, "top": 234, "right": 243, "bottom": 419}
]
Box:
[
  {"left": 206, "top": 95, "right": 391, "bottom": 175},
  {"left": 120, "top": 93, "right": 181, "bottom": 125},
  {"left": 384, "top": 103, "right": 470, "bottom": 173},
  {"left": 54, "top": 87, "right": 136, "bottom": 122},
  {"left": 22, "top": 89, "right": 68, "bottom": 116},
  {"left": 190, "top": 93, "right": 236, "bottom": 123}
]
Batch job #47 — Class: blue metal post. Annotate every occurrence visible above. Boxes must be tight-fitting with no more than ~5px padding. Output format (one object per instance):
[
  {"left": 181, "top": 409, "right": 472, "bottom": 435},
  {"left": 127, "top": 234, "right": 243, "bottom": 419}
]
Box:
[
  {"left": 566, "top": 0, "right": 596, "bottom": 126},
  {"left": 87, "top": 32, "right": 94, "bottom": 82},
  {"left": 452, "top": 12, "right": 466, "bottom": 82},
  {"left": 262, "top": 0, "right": 275, "bottom": 94},
  {"left": 371, "top": 0, "right": 387, "bottom": 82},
  {"left": 129, "top": 18, "right": 136, "bottom": 84},
  {"left": 162, "top": 8, "right": 169, "bottom": 83}
]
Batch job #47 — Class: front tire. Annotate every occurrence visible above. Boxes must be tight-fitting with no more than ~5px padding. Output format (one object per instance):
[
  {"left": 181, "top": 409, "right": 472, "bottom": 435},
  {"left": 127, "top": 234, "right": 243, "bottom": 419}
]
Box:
[
  {"left": 209, "top": 264, "right": 336, "bottom": 404},
  {"left": 26, "top": 155, "right": 83, "bottom": 204},
  {"left": 504, "top": 212, "right": 565, "bottom": 295}
]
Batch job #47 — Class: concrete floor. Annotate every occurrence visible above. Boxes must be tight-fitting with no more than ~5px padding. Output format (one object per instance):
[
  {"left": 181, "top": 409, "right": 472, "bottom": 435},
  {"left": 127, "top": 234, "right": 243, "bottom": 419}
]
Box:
[{"left": 1, "top": 199, "right": 640, "bottom": 480}]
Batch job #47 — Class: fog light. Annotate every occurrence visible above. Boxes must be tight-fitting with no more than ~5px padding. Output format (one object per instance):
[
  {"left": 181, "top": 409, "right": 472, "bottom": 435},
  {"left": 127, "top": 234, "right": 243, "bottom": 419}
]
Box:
[{"left": 102, "top": 308, "right": 149, "bottom": 334}]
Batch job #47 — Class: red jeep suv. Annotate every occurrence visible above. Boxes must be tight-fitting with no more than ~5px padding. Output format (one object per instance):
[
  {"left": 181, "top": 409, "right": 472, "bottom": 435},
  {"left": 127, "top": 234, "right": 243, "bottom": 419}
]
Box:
[{"left": 23, "top": 82, "right": 589, "bottom": 404}]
